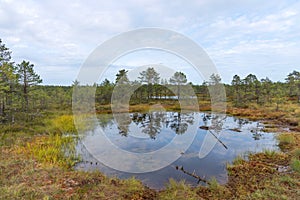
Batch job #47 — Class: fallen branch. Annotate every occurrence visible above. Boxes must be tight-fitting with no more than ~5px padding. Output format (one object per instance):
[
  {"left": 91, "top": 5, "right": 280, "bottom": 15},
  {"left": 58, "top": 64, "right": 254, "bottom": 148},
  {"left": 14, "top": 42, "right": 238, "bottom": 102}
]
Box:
[
  {"left": 208, "top": 129, "right": 228, "bottom": 149},
  {"left": 175, "top": 166, "right": 209, "bottom": 184},
  {"left": 199, "top": 126, "right": 228, "bottom": 149}
]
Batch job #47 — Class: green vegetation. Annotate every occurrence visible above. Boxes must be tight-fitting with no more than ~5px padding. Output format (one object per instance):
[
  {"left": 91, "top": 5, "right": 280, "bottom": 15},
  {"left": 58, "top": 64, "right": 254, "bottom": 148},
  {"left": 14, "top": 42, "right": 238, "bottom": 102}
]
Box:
[
  {"left": 22, "top": 134, "right": 79, "bottom": 168},
  {"left": 231, "top": 155, "right": 246, "bottom": 165},
  {"left": 159, "top": 179, "right": 199, "bottom": 200},
  {"left": 263, "top": 149, "right": 277, "bottom": 158},
  {"left": 278, "top": 133, "right": 296, "bottom": 149},
  {"left": 1, "top": 37, "right": 300, "bottom": 199},
  {"left": 291, "top": 159, "right": 300, "bottom": 173}
]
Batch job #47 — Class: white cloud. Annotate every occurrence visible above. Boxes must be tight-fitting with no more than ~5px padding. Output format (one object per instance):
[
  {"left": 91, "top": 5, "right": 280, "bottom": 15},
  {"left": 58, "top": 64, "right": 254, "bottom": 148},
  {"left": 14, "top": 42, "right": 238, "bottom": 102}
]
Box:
[{"left": 0, "top": 0, "right": 300, "bottom": 84}]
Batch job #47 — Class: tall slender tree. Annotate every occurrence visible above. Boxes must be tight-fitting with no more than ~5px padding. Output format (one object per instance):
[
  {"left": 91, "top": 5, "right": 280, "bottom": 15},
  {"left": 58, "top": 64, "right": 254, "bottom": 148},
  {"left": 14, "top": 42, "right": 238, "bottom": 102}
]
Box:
[
  {"left": 0, "top": 63, "right": 17, "bottom": 121},
  {"left": 169, "top": 71, "right": 187, "bottom": 100},
  {"left": 231, "top": 75, "right": 242, "bottom": 106},
  {"left": 243, "top": 74, "right": 259, "bottom": 103},
  {"left": 138, "top": 67, "right": 160, "bottom": 101},
  {"left": 208, "top": 73, "right": 224, "bottom": 103},
  {"left": 17, "top": 60, "right": 42, "bottom": 111},
  {"left": 261, "top": 77, "right": 272, "bottom": 104},
  {"left": 0, "top": 39, "right": 16, "bottom": 122},
  {"left": 113, "top": 69, "right": 130, "bottom": 105}
]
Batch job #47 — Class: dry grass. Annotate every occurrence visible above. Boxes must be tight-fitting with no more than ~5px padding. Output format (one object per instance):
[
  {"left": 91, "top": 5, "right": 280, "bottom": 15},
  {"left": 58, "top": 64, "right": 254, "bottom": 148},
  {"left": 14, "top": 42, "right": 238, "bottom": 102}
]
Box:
[{"left": 0, "top": 146, "right": 156, "bottom": 200}]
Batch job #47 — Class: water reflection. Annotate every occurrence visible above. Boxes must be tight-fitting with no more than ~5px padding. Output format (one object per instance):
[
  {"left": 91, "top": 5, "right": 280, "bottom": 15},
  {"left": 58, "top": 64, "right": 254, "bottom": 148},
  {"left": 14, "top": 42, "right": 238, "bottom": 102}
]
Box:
[
  {"left": 234, "top": 118, "right": 250, "bottom": 129},
  {"left": 109, "top": 112, "right": 195, "bottom": 139},
  {"left": 251, "top": 122, "right": 264, "bottom": 140},
  {"left": 168, "top": 112, "right": 194, "bottom": 135},
  {"left": 76, "top": 112, "right": 278, "bottom": 189},
  {"left": 200, "top": 113, "right": 228, "bottom": 149},
  {"left": 132, "top": 112, "right": 164, "bottom": 139}
]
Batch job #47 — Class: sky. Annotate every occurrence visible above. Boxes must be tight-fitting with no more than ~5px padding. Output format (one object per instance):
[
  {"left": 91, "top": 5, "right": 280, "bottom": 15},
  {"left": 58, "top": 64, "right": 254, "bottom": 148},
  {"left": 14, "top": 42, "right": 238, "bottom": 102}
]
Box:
[{"left": 1, "top": 0, "right": 300, "bottom": 85}]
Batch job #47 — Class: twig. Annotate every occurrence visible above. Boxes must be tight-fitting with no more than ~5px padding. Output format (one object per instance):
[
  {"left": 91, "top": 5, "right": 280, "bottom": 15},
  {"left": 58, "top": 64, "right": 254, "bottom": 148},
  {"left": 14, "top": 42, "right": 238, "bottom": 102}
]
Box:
[{"left": 175, "top": 166, "right": 209, "bottom": 184}]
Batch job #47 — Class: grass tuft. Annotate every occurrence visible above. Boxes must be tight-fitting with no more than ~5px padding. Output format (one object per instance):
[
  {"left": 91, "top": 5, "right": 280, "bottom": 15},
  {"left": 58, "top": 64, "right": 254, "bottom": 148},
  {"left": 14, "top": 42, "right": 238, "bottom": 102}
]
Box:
[
  {"left": 278, "top": 133, "right": 295, "bottom": 149},
  {"left": 291, "top": 158, "right": 300, "bottom": 173},
  {"left": 21, "top": 134, "right": 79, "bottom": 168},
  {"left": 232, "top": 155, "right": 246, "bottom": 165},
  {"left": 263, "top": 149, "right": 277, "bottom": 158},
  {"left": 51, "top": 115, "right": 77, "bottom": 134}
]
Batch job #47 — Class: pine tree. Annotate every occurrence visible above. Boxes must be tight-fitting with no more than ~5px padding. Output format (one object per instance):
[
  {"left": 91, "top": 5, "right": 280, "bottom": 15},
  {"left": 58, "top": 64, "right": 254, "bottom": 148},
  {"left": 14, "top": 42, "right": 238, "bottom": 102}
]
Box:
[
  {"left": 138, "top": 67, "right": 160, "bottom": 101},
  {"left": 0, "top": 39, "right": 17, "bottom": 122},
  {"left": 169, "top": 71, "right": 187, "bottom": 100},
  {"left": 17, "top": 60, "right": 42, "bottom": 111},
  {"left": 231, "top": 75, "right": 242, "bottom": 106}
]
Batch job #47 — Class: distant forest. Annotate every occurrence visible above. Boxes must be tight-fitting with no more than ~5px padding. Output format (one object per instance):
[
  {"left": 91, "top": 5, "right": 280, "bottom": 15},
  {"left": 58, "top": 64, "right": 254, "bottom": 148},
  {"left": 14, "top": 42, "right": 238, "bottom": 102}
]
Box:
[{"left": 1, "top": 38, "right": 300, "bottom": 123}]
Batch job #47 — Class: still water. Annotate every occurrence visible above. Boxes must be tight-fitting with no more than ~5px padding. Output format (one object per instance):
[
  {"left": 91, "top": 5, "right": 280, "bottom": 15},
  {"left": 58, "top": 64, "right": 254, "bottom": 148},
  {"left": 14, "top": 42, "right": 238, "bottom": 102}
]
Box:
[{"left": 75, "top": 112, "right": 278, "bottom": 189}]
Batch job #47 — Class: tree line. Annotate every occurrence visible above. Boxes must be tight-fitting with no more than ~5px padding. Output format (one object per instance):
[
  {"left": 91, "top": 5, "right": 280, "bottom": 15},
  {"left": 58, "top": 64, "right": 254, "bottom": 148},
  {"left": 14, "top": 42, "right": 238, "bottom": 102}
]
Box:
[
  {"left": 1, "top": 38, "right": 299, "bottom": 124},
  {"left": 228, "top": 72, "right": 300, "bottom": 109},
  {"left": 96, "top": 68, "right": 300, "bottom": 109}
]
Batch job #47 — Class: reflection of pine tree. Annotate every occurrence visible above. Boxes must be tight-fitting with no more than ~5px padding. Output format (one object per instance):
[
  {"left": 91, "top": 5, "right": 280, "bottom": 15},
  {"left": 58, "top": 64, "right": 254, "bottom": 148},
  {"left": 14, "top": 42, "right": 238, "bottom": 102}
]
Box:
[
  {"left": 115, "top": 113, "right": 131, "bottom": 137},
  {"left": 114, "top": 112, "right": 196, "bottom": 139},
  {"left": 169, "top": 112, "right": 194, "bottom": 135},
  {"left": 141, "top": 112, "right": 163, "bottom": 139}
]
